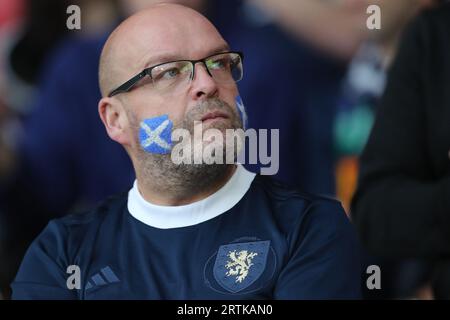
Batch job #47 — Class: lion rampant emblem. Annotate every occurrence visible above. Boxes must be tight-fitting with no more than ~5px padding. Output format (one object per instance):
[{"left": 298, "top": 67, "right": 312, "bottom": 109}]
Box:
[{"left": 224, "top": 250, "right": 258, "bottom": 283}]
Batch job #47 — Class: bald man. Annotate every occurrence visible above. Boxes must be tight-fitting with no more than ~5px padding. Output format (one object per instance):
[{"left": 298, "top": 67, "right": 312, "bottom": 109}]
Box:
[{"left": 11, "top": 4, "right": 361, "bottom": 299}]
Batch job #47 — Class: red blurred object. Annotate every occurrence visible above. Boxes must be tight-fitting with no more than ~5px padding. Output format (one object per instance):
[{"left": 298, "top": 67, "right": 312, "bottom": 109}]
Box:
[{"left": 0, "top": 0, "right": 25, "bottom": 28}]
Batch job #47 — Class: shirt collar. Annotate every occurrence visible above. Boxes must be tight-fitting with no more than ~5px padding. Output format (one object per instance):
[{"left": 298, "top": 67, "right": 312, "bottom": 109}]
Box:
[{"left": 127, "top": 164, "right": 256, "bottom": 229}]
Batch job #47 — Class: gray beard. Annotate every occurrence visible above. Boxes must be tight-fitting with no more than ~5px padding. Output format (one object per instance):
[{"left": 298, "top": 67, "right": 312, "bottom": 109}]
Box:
[{"left": 129, "top": 97, "right": 243, "bottom": 198}]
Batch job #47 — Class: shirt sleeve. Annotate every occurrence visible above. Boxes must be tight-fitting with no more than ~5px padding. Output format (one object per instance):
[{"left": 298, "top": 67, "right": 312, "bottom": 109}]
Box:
[
  {"left": 274, "top": 199, "right": 362, "bottom": 299},
  {"left": 11, "top": 220, "right": 77, "bottom": 300}
]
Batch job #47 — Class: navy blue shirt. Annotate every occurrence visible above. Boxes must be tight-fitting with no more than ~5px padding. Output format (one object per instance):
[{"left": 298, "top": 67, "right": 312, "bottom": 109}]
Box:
[{"left": 12, "top": 167, "right": 361, "bottom": 299}]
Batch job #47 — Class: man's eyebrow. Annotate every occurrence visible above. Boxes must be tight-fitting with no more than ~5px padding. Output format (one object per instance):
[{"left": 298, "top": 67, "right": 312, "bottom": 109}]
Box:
[
  {"left": 142, "top": 53, "right": 182, "bottom": 69},
  {"left": 141, "top": 44, "right": 231, "bottom": 69},
  {"left": 208, "top": 44, "right": 231, "bottom": 55}
]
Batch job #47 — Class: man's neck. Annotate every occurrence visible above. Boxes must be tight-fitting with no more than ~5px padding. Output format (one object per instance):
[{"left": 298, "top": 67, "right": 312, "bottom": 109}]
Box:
[{"left": 136, "top": 164, "right": 237, "bottom": 206}]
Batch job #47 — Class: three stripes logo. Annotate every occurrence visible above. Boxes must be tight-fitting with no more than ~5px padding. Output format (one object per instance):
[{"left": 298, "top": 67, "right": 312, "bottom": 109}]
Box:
[{"left": 85, "top": 266, "right": 120, "bottom": 290}]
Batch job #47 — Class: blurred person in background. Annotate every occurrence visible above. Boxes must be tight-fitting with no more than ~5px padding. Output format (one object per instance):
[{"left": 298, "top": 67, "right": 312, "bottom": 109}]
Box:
[
  {"left": 244, "top": 0, "right": 439, "bottom": 299},
  {"left": 4, "top": 0, "right": 72, "bottom": 112},
  {"left": 352, "top": 1, "right": 450, "bottom": 299},
  {"left": 248, "top": 0, "right": 437, "bottom": 211},
  {"left": 0, "top": 0, "right": 25, "bottom": 301},
  {"left": 332, "top": 0, "right": 438, "bottom": 300},
  {"left": 0, "top": 0, "right": 74, "bottom": 299},
  {"left": 0, "top": 0, "right": 127, "bottom": 299}
]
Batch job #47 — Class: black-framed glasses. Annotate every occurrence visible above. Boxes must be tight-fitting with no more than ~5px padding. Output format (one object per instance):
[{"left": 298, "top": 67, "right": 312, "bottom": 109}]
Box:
[{"left": 108, "top": 51, "right": 244, "bottom": 97}]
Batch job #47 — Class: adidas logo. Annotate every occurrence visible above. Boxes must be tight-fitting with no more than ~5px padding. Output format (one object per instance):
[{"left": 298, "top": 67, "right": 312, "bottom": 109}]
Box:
[{"left": 85, "top": 266, "right": 120, "bottom": 290}]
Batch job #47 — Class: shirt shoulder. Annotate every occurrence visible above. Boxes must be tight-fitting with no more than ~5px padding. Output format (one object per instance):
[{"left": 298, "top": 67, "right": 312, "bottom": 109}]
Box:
[
  {"left": 249, "top": 176, "right": 361, "bottom": 299},
  {"left": 251, "top": 175, "right": 349, "bottom": 236},
  {"left": 58, "top": 192, "right": 127, "bottom": 226},
  {"left": 11, "top": 193, "right": 128, "bottom": 299},
  {"left": 25, "top": 192, "right": 127, "bottom": 266}
]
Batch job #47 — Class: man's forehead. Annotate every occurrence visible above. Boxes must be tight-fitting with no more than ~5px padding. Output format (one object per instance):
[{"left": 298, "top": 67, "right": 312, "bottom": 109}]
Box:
[
  {"left": 114, "top": 6, "right": 227, "bottom": 69},
  {"left": 100, "top": 3, "right": 230, "bottom": 91},
  {"left": 138, "top": 43, "right": 231, "bottom": 69}
]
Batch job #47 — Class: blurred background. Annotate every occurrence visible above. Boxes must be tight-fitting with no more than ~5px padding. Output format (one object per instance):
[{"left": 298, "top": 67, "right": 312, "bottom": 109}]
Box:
[{"left": 0, "top": 0, "right": 446, "bottom": 299}]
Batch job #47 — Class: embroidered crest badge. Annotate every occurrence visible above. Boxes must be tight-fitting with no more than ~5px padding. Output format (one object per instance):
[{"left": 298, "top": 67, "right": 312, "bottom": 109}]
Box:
[{"left": 213, "top": 240, "right": 270, "bottom": 293}]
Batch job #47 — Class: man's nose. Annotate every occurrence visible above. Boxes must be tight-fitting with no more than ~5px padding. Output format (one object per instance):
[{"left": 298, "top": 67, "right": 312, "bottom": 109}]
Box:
[{"left": 189, "top": 62, "right": 218, "bottom": 100}]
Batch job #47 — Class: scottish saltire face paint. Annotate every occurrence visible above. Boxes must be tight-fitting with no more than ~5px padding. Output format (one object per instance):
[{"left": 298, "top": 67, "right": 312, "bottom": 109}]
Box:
[
  {"left": 139, "top": 114, "right": 173, "bottom": 154},
  {"left": 235, "top": 95, "right": 248, "bottom": 130}
]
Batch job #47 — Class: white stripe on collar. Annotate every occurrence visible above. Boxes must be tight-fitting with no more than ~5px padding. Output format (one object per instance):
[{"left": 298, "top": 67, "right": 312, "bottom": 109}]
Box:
[{"left": 127, "top": 165, "right": 256, "bottom": 229}]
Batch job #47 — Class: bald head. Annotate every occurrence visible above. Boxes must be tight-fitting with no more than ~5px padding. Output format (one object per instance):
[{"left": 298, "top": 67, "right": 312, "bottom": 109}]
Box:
[{"left": 98, "top": 3, "right": 228, "bottom": 97}]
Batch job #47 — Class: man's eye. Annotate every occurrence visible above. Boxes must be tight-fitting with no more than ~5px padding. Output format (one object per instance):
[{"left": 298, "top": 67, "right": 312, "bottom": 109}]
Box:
[
  {"left": 161, "top": 68, "right": 180, "bottom": 79},
  {"left": 207, "top": 58, "right": 229, "bottom": 70}
]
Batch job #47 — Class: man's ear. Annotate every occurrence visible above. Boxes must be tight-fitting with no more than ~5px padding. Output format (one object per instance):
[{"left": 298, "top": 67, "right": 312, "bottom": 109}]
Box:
[{"left": 98, "top": 97, "right": 130, "bottom": 146}]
